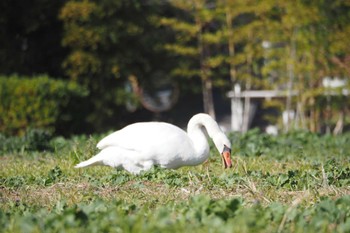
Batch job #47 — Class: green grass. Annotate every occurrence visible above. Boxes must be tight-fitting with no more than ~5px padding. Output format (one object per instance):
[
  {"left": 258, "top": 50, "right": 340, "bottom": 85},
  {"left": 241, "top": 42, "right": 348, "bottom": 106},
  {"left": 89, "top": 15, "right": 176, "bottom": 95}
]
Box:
[{"left": 1, "top": 130, "right": 350, "bottom": 232}]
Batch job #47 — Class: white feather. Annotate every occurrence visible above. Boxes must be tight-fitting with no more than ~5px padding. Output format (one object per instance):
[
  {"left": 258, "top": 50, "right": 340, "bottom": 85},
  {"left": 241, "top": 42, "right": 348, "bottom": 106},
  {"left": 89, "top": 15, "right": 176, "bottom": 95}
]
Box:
[{"left": 75, "top": 113, "right": 231, "bottom": 174}]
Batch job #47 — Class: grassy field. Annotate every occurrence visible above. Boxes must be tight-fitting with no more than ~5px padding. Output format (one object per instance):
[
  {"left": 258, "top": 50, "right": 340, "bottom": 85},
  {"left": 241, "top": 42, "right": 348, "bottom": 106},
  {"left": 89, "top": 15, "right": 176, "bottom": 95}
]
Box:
[{"left": 1, "top": 129, "right": 350, "bottom": 232}]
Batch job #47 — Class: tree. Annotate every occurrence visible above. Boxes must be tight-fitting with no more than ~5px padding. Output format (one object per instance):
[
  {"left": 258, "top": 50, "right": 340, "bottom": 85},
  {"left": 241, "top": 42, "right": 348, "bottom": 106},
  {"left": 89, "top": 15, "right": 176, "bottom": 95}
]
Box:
[
  {"left": 60, "top": 0, "right": 174, "bottom": 130},
  {"left": 0, "top": 0, "right": 67, "bottom": 77},
  {"left": 258, "top": 0, "right": 350, "bottom": 132},
  {"left": 159, "top": 0, "right": 230, "bottom": 119},
  {"left": 220, "top": 0, "right": 276, "bottom": 131}
]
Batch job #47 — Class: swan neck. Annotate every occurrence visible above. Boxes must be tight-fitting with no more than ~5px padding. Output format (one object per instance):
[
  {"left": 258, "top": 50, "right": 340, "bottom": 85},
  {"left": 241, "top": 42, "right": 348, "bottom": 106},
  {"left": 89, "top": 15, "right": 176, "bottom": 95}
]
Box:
[
  {"left": 187, "top": 114, "right": 221, "bottom": 139},
  {"left": 186, "top": 114, "right": 223, "bottom": 160}
]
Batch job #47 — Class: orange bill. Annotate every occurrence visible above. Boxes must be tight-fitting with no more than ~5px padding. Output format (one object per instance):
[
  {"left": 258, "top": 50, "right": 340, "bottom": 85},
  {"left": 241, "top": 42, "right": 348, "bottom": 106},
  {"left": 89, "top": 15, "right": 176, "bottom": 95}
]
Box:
[{"left": 221, "top": 146, "right": 232, "bottom": 168}]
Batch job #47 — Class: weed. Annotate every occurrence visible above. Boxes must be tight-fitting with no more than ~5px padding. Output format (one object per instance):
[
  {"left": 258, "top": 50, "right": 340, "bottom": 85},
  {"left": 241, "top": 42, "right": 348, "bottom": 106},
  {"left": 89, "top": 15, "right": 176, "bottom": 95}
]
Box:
[{"left": 1, "top": 130, "right": 350, "bottom": 232}]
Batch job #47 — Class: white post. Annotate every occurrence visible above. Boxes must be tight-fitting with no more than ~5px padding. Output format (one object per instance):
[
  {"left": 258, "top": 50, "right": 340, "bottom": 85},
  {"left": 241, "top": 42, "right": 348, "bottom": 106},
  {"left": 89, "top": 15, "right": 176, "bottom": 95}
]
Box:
[{"left": 231, "top": 84, "right": 243, "bottom": 132}]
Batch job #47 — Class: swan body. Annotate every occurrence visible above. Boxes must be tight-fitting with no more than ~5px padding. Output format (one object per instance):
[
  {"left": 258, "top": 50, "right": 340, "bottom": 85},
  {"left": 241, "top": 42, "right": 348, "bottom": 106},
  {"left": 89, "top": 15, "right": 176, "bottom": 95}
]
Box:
[{"left": 75, "top": 113, "right": 232, "bottom": 174}]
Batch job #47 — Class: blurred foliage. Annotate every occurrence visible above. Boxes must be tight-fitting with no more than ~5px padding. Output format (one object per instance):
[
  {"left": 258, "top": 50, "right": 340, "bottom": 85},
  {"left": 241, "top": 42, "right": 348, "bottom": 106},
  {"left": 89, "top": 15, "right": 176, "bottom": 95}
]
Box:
[
  {"left": 0, "top": 0, "right": 349, "bottom": 134},
  {"left": 0, "top": 128, "right": 53, "bottom": 154},
  {"left": 158, "top": 0, "right": 350, "bottom": 131},
  {"left": 231, "top": 128, "right": 350, "bottom": 159},
  {"left": 0, "top": 75, "right": 87, "bottom": 136},
  {"left": 59, "top": 0, "right": 177, "bottom": 130},
  {"left": 0, "top": 0, "right": 67, "bottom": 77},
  {"left": 1, "top": 189, "right": 350, "bottom": 232}
]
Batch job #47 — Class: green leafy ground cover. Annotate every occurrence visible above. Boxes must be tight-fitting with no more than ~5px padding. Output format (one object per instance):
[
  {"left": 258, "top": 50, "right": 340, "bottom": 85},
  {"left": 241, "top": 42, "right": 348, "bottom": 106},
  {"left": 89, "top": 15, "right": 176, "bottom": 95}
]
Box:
[{"left": 1, "top": 130, "right": 350, "bottom": 232}]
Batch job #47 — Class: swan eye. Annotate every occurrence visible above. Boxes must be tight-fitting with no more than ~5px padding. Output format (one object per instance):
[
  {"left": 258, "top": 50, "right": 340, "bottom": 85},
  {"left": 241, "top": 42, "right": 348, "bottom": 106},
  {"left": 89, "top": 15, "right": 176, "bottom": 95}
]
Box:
[{"left": 223, "top": 145, "right": 231, "bottom": 153}]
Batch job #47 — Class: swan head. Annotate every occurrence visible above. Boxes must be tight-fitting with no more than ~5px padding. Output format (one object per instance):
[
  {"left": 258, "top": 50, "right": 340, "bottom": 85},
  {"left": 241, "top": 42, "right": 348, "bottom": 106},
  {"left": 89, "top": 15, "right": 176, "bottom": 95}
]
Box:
[
  {"left": 213, "top": 133, "right": 232, "bottom": 169},
  {"left": 221, "top": 145, "right": 232, "bottom": 168}
]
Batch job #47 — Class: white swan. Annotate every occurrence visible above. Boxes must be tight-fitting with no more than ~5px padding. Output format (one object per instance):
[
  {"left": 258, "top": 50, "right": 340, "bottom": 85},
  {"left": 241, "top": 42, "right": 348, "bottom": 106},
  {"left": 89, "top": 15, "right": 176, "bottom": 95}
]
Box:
[{"left": 75, "top": 113, "right": 232, "bottom": 174}]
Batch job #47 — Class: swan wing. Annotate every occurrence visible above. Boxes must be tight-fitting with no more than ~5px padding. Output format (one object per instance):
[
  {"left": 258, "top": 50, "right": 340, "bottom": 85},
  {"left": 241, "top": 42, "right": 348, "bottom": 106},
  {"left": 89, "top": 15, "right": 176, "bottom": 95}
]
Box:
[{"left": 97, "top": 122, "right": 192, "bottom": 157}]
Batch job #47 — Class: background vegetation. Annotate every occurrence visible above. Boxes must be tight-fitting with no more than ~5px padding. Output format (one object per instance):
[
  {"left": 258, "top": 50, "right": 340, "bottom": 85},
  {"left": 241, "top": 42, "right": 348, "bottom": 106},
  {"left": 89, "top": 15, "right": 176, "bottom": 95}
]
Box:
[
  {"left": 0, "top": 75, "right": 87, "bottom": 136},
  {"left": 1, "top": 0, "right": 349, "bottom": 135}
]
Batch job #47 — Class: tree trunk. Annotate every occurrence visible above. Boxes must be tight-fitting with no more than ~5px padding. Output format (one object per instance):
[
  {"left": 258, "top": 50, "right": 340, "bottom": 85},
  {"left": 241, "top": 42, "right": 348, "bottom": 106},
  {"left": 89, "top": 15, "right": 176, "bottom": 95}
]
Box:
[
  {"left": 196, "top": 9, "right": 216, "bottom": 120},
  {"left": 285, "top": 30, "right": 296, "bottom": 132},
  {"left": 242, "top": 52, "right": 253, "bottom": 132},
  {"left": 333, "top": 110, "right": 344, "bottom": 135},
  {"left": 225, "top": 7, "right": 236, "bottom": 84},
  {"left": 309, "top": 97, "right": 317, "bottom": 132},
  {"left": 202, "top": 77, "right": 216, "bottom": 120}
]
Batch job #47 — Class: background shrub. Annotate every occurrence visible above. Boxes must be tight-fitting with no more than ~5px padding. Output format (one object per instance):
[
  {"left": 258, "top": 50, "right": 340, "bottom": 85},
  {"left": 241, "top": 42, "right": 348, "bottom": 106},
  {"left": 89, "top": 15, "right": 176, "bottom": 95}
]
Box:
[
  {"left": 0, "top": 75, "right": 88, "bottom": 136},
  {"left": 0, "top": 128, "right": 53, "bottom": 154}
]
